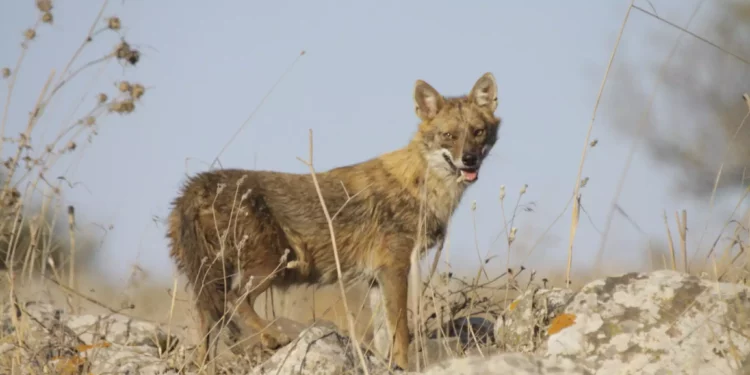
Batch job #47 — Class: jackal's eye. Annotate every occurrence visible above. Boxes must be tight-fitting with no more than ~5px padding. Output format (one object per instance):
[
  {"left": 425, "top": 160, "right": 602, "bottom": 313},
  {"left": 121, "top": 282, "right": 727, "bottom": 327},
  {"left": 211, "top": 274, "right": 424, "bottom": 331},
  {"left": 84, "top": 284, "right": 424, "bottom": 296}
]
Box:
[
  {"left": 442, "top": 132, "right": 454, "bottom": 140},
  {"left": 473, "top": 128, "right": 485, "bottom": 137}
]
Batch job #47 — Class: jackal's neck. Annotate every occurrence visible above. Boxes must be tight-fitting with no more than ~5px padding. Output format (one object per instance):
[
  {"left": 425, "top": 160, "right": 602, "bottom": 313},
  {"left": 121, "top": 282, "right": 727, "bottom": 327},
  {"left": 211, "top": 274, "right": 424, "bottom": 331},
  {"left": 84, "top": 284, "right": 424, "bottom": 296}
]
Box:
[{"left": 379, "top": 141, "right": 466, "bottom": 225}]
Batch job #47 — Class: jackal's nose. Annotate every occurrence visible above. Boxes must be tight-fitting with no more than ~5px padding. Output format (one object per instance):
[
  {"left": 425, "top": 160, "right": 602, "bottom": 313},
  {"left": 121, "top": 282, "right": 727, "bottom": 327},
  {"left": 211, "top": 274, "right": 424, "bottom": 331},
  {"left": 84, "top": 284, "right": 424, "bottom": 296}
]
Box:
[{"left": 461, "top": 153, "right": 478, "bottom": 167}]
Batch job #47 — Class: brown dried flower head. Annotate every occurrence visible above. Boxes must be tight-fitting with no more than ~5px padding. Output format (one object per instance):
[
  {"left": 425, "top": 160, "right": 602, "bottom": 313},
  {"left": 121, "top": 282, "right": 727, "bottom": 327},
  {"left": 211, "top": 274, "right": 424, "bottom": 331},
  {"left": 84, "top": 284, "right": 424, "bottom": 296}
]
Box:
[
  {"left": 24, "top": 29, "right": 36, "bottom": 41},
  {"left": 118, "top": 81, "right": 131, "bottom": 93},
  {"left": 66, "top": 141, "right": 77, "bottom": 151},
  {"left": 108, "top": 17, "right": 121, "bottom": 30},
  {"left": 42, "top": 12, "right": 53, "bottom": 24},
  {"left": 97, "top": 93, "right": 108, "bottom": 103},
  {"left": 84, "top": 116, "right": 96, "bottom": 126},
  {"left": 110, "top": 99, "right": 135, "bottom": 114},
  {"left": 1, "top": 188, "right": 22, "bottom": 209},
  {"left": 1, "top": 68, "right": 9, "bottom": 79},
  {"left": 114, "top": 41, "right": 140, "bottom": 66},
  {"left": 130, "top": 83, "right": 145, "bottom": 100},
  {"left": 36, "top": 0, "right": 52, "bottom": 12}
]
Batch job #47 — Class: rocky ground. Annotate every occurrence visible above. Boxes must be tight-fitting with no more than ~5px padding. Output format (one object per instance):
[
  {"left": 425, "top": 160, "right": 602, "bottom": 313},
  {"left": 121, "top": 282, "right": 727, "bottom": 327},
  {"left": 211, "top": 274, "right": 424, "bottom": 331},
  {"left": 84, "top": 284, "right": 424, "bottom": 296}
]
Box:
[{"left": 1, "top": 270, "right": 749, "bottom": 374}]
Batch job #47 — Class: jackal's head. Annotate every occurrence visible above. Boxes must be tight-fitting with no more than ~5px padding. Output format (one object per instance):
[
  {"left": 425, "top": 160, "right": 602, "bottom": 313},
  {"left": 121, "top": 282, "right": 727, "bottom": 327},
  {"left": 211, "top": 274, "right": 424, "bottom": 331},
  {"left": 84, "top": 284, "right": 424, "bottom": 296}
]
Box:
[{"left": 414, "top": 72, "right": 501, "bottom": 185}]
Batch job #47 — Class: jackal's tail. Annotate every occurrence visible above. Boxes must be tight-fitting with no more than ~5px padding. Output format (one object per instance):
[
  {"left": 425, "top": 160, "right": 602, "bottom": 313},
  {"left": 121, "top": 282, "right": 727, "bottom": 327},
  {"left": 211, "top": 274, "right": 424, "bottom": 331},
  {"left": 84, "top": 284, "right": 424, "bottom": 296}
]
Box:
[{"left": 167, "top": 190, "right": 234, "bottom": 328}]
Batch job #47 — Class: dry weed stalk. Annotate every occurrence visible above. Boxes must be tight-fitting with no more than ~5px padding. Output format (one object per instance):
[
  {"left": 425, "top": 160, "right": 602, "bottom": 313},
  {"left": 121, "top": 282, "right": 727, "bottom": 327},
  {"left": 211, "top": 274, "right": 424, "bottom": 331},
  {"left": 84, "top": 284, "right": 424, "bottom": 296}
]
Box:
[
  {"left": 675, "top": 210, "right": 688, "bottom": 273},
  {"left": 663, "top": 210, "right": 678, "bottom": 271},
  {"left": 596, "top": 0, "right": 706, "bottom": 272},
  {"left": 296, "top": 129, "right": 371, "bottom": 375},
  {"left": 568, "top": 0, "right": 633, "bottom": 282}
]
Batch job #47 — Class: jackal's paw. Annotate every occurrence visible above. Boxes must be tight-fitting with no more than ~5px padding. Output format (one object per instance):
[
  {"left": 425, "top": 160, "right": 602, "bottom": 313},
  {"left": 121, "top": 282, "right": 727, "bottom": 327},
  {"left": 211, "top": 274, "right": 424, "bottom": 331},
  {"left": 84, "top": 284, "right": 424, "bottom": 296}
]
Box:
[{"left": 261, "top": 331, "right": 291, "bottom": 350}]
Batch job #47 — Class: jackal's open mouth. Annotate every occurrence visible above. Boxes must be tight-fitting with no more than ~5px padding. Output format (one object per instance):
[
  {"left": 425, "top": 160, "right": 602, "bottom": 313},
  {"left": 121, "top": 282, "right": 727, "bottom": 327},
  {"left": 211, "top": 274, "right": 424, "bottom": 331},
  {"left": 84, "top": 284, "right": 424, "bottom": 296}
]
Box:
[{"left": 442, "top": 153, "right": 479, "bottom": 183}]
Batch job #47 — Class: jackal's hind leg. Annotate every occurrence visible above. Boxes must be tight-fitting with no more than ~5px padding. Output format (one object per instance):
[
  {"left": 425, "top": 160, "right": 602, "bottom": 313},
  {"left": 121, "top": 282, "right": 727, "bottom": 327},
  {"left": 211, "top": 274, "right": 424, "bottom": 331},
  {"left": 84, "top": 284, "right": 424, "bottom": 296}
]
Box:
[{"left": 234, "top": 274, "right": 291, "bottom": 350}]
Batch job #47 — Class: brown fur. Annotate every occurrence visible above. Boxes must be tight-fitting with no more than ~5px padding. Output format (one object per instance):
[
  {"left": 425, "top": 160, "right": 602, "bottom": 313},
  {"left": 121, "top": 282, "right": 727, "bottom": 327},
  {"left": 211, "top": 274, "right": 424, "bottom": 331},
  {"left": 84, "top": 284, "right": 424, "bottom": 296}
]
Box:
[{"left": 167, "top": 73, "right": 502, "bottom": 370}]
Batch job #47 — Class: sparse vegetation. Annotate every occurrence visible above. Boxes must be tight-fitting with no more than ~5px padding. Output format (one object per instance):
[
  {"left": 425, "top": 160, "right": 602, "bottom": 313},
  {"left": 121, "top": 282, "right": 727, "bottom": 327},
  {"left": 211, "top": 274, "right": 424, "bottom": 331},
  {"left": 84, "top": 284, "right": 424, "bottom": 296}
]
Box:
[{"left": 1, "top": 1, "right": 749, "bottom": 374}]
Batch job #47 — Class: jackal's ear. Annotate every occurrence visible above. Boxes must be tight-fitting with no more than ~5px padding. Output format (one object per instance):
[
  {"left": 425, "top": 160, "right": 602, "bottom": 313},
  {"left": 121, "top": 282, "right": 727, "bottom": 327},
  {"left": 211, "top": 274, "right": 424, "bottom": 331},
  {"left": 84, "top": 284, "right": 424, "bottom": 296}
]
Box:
[
  {"left": 414, "top": 80, "right": 445, "bottom": 121},
  {"left": 469, "top": 72, "right": 498, "bottom": 112}
]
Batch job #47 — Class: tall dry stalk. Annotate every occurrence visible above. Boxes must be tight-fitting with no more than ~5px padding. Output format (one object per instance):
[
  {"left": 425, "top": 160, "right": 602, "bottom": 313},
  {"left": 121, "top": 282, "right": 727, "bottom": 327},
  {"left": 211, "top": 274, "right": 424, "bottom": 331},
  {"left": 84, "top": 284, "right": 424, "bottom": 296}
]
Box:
[
  {"left": 67, "top": 205, "right": 79, "bottom": 312},
  {"left": 675, "top": 210, "right": 688, "bottom": 273},
  {"left": 567, "top": 0, "right": 634, "bottom": 284},
  {"left": 663, "top": 211, "right": 677, "bottom": 271},
  {"left": 296, "top": 129, "right": 371, "bottom": 375}
]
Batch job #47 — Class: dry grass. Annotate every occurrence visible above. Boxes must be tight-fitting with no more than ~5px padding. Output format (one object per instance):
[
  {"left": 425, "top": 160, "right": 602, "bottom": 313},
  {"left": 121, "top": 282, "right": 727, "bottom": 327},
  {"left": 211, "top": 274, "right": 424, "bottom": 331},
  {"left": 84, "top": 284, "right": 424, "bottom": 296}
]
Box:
[
  {"left": 0, "top": 1, "right": 150, "bottom": 373},
  {"left": 1, "top": 0, "right": 750, "bottom": 374}
]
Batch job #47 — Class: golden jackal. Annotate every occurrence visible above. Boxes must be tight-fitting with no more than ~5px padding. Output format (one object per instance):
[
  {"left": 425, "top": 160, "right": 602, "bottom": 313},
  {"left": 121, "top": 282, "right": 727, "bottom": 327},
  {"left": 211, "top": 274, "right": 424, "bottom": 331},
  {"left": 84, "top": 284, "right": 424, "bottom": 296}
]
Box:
[{"left": 167, "top": 72, "right": 501, "bottom": 370}]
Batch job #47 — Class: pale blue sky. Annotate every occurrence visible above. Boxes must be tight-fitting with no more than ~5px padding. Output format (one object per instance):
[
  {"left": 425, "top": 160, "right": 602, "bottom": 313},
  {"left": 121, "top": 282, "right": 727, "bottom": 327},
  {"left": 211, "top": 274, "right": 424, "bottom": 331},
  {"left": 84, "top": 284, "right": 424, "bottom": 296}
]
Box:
[{"left": 1, "top": 0, "right": 746, "bottom": 286}]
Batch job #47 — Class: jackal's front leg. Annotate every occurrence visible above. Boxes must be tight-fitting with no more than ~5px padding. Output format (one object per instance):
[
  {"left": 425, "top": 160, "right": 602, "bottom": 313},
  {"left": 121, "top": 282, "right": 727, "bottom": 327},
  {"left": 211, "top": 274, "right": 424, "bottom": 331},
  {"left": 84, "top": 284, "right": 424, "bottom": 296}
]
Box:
[{"left": 376, "top": 267, "right": 410, "bottom": 370}]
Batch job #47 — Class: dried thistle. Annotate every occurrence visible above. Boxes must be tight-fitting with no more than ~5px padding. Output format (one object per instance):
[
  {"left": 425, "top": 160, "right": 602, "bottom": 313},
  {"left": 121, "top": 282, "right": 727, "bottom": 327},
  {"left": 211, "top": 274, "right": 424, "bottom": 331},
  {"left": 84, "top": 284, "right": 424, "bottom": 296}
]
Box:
[
  {"left": 24, "top": 29, "right": 37, "bottom": 41},
  {"left": 590, "top": 139, "right": 598, "bottom": 147},
  {"left": 84, "top": 116, "right": 96, "bottom": 126},
  {"left": 118, "top": 81, "right": 131, "bottom": 93},
  {"left": 107, "top": 17, "right": 121, "bottom": 31},
  {"left": 109, "top": 99, "right": 135, "bottom": 114},
  {"left": 36, "top": 0, "right": 52, "bottom": 12},
  {"left": 1, "top": 68, "right": 9, "bottom": 79},
  {"left": 42, "top": 12, "right": 53, "bottom": 24},
  {"left": 114, "top": 41, "right": 140, "bottom": 66},
  {"left": 130, "top": 83, "right": 145, "bottom": 100},
  {"left": 0, "top": 188, "right": 21, "bottom": 213},
  {"left": 97, "top": 93, "right": 108, "bottom": 103},
  {"left": 66, "top": 141, "right": 76, "bottom": 152}
]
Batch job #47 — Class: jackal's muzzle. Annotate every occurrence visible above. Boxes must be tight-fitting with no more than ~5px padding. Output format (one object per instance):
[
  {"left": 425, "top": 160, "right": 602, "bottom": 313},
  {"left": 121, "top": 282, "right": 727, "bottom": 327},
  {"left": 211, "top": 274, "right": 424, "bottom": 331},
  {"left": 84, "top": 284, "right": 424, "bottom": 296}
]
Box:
[{"left": 442, "top": 150, "right": 482, "bottom": 184}]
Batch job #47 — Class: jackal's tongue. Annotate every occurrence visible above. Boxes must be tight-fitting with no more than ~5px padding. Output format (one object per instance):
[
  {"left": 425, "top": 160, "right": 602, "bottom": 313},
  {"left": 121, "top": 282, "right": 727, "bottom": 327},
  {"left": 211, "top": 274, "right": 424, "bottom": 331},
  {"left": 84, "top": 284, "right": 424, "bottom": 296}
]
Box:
[{"left": 461, "top": 170, "right": 478, "bottom": 182}]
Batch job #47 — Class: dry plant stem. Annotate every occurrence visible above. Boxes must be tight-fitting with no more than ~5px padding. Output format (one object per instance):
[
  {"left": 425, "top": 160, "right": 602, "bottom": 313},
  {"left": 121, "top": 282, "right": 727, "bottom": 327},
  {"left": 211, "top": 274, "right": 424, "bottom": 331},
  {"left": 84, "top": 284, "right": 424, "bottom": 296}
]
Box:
[
  {"left": 676, "top": 210, "right": 688, "bottom": 273},
  {"left": 5, "top": 192, "right": 26, "bottom": 269},
  {"left": 211, "top": 51, "right": 306, "bottom": 170},
  {"left": 565, "top": 193, "right": 581, "bottom": 286},
  {"left": 44, "top": 274, "right": 135, "bottom": 316},
  {"left": 1, "top": 70, "right": 55, "bottom": 204},
  {"left": 500, "top": 196, "right": 512, "bottom": 319},
  {"left": 719, "top": 241, "right": 745, "bottom": 281},
  {"left": 0, "top": 19, "right": 41, "bottom": 158},
  {"left": 45, "top": 0, "right": 108, "bottom": 103},
  {"left": 596, "top": 0, "right": 705, "bottom": 269},
  {"left": 422, "top": 239, "right": 444, "bottom": 299},
  {"left": 19, "top": 180, "right": 42, "bottom": 281},
  {"left": 7, "top": 274, "right": 24, "bottom": 349},
  {"left": 570, "top": 0, "right": 633, "bottom": 276},
  {"left": 164, "top": 275, "right": 179, "bottom": 359},
  {"left": 520, "top": 192, "right": 574, "bottom": 265},
  {"left": 633, "top": 5, "right": 750, "bottom": 66},
  {"left": 67, "top": 205, "right": 79, "bottom": 313},
  {"left": 470, "top": 207, "right": 489, "bottom": 282},
  {"left": 692, "top": 108, "right": 750, "bottom": 266},
  {"left": 705, "top": 185, "right": 750, "bottom": 261},
  {"left": 664, "top": 211, "right": 677, "bottom": 271},
  {"left": 296, "top": 129, "right": 370, "bottom": 375}
]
